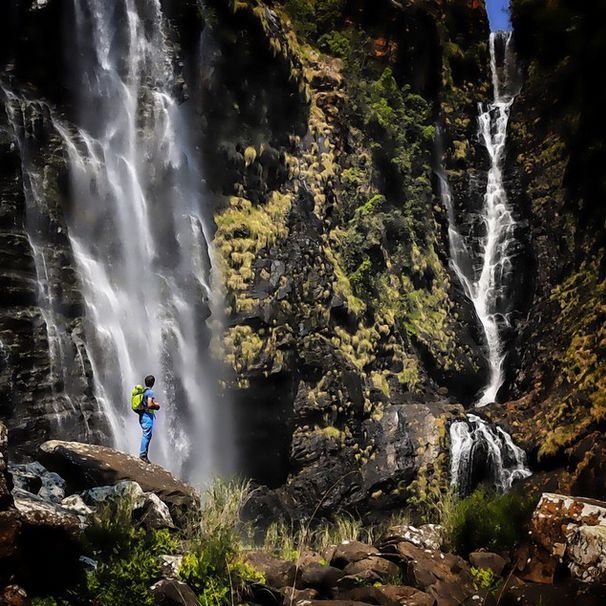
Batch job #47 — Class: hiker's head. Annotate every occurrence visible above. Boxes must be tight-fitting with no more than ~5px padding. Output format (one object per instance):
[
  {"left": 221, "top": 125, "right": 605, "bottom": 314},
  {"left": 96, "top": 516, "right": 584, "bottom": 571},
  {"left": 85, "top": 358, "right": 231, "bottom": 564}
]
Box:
[{"left": 145, "top": 375, "right": 155, "bottom": 388}]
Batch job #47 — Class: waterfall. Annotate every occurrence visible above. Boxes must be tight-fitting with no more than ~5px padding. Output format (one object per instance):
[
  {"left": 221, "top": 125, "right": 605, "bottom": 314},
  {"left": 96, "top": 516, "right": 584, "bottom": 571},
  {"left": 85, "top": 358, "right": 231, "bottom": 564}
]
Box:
[
  {"left": 3, "top": 0, "right": 221, "bottom": 482},
  {"left": 54, "top": 0, "right": 219, "bottom": 482},
  {"left": 439, "top": 32, "right": 530, "bottom": 493},
  {"left": 449, "top": 414, "right": 531, "bottom": 496},
  {"left": 440, "top": 32, "right": 522, "bottom": 407},
  {"left": 2, "top": 92, "right": 99, "bottom": 439}
]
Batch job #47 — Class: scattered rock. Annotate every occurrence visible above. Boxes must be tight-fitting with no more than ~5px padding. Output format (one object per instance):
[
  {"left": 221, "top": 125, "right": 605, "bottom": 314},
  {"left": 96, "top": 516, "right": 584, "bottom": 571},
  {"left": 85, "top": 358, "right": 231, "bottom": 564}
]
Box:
[
  {"left": 281, "top": 586, "right": 319, "bottom": 603},
  {"left": 380, "top": 524, "right": 444, "bottom": 552},
  {"left": 393, "top": 541, "right": 474, "bottom": 606},
  {"left": 338, "top": 586, "right": 400, "bottom": 606},
  {"left": 138, "top": 492, "right": 175, "bottom": 530},
  {"left": 342, "top": 556, "right": 400, "bottom": 580},
  {"left": 330, "top": 540, "right": 379, "bottom": 568},
  {"left": 60, "top": 494, "right": 93, "bottom": 520},
  {"left": 39, "top": 441, "right": 198, "bottom": 515},
  {"left": 242, "top": 550, "right": 296, "bottom": 588},
  {"left": 81, "top": 479, "right": 146, "bottom": 510},
  {"left": 374, "top": 584, "right": 435, "bottom": 606},
  {"left": 299, "top": 562, "right": 344, "bottom": 591},
  {"left": 468, "top": 552, "right": 507, "bottom": 576},
  {"left": 152, "top": 579, "right": 199, "bottom": 606}
]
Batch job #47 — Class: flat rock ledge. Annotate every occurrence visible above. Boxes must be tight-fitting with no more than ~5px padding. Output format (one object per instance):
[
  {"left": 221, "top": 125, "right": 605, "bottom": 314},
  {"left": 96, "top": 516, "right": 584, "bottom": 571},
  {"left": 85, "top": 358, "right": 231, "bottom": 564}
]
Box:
[{"left": 39, "top": 440, "right": 198, "bottom": 515}]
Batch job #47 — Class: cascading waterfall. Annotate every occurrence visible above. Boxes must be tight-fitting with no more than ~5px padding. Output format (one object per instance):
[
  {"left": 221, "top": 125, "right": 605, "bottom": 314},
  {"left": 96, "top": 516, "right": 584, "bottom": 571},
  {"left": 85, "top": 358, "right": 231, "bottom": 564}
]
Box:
[
  {"left": 54, "top": 0, "right": 219, "bottom": 482},
  {"left": 2, "top": 92, "right": 94, "bottom": 437},
  {"left": 2, "top": 0, "right": 221, "bottom": 482},
  {"left": 439, "top": 31, "right": 530, "bottom": 493},
  {"left": 441, "top": 31, "right": 521, "bottom": 408},
  {"left": 449, "top": 414, "right": 531, "bottom": 495}
]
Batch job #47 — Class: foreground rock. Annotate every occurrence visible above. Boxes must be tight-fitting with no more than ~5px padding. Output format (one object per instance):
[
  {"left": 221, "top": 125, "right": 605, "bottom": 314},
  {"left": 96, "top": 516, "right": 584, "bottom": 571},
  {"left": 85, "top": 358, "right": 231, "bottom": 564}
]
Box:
[
  {"left": 39, "top": 441, "right": 197, "bottom": 515},
  {"left": 516, "top": 493, "right": 606, "bottom": 584}
]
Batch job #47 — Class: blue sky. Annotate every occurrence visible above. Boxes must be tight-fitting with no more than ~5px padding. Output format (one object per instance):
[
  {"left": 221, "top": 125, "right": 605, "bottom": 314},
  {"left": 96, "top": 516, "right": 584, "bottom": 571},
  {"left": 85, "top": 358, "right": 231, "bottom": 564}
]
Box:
[{"left": 486, "top": 0, "right": 512, "bottom": 31}]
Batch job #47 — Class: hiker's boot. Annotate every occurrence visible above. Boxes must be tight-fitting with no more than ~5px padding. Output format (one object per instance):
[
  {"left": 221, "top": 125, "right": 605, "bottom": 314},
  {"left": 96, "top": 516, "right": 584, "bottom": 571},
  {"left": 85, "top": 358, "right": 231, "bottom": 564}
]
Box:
[{"left": 139, "top": 455, "right": 150, "bottom": 464}]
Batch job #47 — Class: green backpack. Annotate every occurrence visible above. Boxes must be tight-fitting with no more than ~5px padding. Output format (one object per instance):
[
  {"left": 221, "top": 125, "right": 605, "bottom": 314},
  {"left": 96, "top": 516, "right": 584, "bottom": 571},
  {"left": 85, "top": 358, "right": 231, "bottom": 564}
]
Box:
[{"left": 131, "top": 384, "right": 146, "bottom": 413}]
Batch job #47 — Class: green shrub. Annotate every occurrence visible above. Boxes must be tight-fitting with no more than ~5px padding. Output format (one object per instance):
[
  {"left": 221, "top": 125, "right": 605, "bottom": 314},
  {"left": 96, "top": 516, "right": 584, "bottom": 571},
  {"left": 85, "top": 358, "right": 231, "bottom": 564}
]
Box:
[
  {"left": 318, "top": 30, "right": 351, "bottom": 57},
  {"left": 444, "top": 487, "right": 536, "bottom": 555},
  {"left": 80, "top": 494, "right": 178, "bottom": 606},
  {"left": 178, "top": 478, "right": 254, "bottom": 605},
  {"left": 470, "top": 566, "right": 501, "bottom": 592}
]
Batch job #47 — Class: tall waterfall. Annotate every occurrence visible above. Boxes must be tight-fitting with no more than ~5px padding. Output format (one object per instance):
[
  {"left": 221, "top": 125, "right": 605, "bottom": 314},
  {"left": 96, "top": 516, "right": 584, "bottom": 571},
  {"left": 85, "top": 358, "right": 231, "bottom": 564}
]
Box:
[
  {"left": 58, "top": 0, "right": 218, "bottom": 481},
  {"left": 440, "top": 32, "right": 530, "bottom": 493},
  {"left": 5, "top": 0, "right": 220, "bottom": 482},
  {"left": 441, "top": 32, "right": 522, "bottom": 407}
]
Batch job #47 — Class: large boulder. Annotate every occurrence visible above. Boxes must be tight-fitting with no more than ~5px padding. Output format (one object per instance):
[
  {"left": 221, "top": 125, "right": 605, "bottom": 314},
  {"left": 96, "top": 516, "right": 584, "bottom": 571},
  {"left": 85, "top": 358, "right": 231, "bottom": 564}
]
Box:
[
  {"left": 330, "top": 540, "right": 379, "bottom": 568},
  {"left": 516, "top": 493, "right": 606, "bottom": 584},
  {"left": 39, "top": 441, "right": 197, "bottom": 515}
]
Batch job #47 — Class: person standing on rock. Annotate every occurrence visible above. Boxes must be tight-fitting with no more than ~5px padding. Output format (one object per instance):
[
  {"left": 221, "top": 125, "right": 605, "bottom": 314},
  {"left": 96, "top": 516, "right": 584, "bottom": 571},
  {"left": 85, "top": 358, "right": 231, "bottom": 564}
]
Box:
[{"left": 138, "top": 375, "right": 160, "bottom": 464}]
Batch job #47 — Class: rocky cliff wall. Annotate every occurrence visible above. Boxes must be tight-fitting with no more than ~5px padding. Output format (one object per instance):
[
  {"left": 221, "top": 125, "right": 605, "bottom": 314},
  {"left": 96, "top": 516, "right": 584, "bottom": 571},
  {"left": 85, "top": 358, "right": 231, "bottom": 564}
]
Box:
[{"left": 487, "top": 1, "right": 606, "bottom": 500}]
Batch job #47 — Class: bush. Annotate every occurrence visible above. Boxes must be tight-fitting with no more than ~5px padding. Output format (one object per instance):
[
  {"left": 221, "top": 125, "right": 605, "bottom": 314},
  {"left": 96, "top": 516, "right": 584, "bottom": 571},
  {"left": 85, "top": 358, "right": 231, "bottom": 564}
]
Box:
[
  {"left": 83, "top": 497, "right": 178, "bottom": 606},
  {"left": 178, "top": 478, "right": 255, "bottom": 605},
  {"left": 444, "top": 487, "right": 536, "bottom": 555}
]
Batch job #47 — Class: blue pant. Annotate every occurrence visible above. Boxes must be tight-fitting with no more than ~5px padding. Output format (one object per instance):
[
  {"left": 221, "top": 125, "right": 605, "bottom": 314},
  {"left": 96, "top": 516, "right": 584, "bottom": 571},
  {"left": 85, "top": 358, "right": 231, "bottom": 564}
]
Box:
[{"left": 139, "top": 412, "right": 154, "bottom": 457}]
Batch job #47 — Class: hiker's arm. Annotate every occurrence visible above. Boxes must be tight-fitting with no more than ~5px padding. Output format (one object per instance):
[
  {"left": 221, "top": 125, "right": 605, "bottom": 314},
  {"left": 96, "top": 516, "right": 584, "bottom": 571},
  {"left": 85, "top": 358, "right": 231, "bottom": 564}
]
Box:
[{"left": 148, "top": 397, "right": 160, "bottom": 410}]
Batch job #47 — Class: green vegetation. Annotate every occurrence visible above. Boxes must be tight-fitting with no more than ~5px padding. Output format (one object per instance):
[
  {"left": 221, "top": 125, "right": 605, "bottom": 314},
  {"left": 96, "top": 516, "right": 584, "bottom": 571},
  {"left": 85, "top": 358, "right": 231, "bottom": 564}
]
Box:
[
  {"left": 443, "top": 487, "right": 536, "bottom": 556},
  {"left": 82, "top": 497, "right": 178, "bottom": 606},
  {"left": 284, "top": 0, "right": 346, "bottom": 42},
  {"left": 470, "top": 566, "right": 501, "bottom": 592}
]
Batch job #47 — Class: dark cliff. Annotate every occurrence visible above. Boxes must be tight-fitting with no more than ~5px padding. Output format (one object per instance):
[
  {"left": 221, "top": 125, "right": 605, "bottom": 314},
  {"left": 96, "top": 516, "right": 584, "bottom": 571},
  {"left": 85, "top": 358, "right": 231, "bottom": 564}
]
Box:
[{"left": 0, "top": 0, "right": 603, "bottom": 520}]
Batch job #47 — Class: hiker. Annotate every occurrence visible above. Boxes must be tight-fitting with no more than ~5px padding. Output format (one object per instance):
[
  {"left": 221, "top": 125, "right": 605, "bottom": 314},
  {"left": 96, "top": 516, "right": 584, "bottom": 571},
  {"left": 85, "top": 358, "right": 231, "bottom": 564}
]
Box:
[{"left": 131, "top": 375, "right": 160, "bottom": 464}]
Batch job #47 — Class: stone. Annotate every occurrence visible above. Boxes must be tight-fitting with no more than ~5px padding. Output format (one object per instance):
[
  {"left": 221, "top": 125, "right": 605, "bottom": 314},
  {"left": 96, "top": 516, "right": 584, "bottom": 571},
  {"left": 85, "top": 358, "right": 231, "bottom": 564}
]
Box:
[
  {"left": 9, "top": 462, "right": 66, "bottom": 504},
  {"left": 517, "top": 492, "right": 606, "bottom": 584},
  {"left": 0, "top": 421, "right": 13, "bottom": 509},
  {"left": 337, "top": 586, "right": 400, "bottom": 606},
  {"left": 241, "top": 550, "right": 297, "bottom": 588},
  {"left": 0, "top": 510, "right": 21, "bottom": 560},
  {"left": 330, "top": 540, "right": 379, "bottom": 568},
  {"left": 138, "top": 492, "right": 175, "bottom": 530},
  {"left": 380, "top": 524, "right": 444, "bottom": 551},
  {"left": 10, "top": 491, "right": 82, "bottom": 593},
  {"left": 374, "top": 584, "right": 435, "bottom": 606},
  {"left": 159, "top": 555, "right": 184, "bottom": 579},
  {"left": 336, "top": 569, "right": 381, "bottom": 590},
  {"left": 39, "top": 441, "right": 197, "bottom": 516},
  {"left": 13, "top": 489, "right": 80, "bottom": 536},
  {"left": 392, "top": 541, "right": 474, "bottom": 606},
  {"left": 299, "top": 562, "right": 344, "bottom": 590},
  {"left": 281, "top": 587, "right": 319, "bottom": 604},
  {"left": 468, "top": 552, "right": 507, "bottom": 576},
  {"left": 342, "top": 585, "right": 434, "bottom": 606},
  {"left": 60, "top": 494, "right": 93, "bottom": 519},
  {"left": 81, "top": 480, "right": 146, "bottom": 510},
  {"left": 342, "top": 556, "right": 400, "bottom": 580},
  {"left": 0, "top": 585, "right": 30, "bottom": 606},
  {"left": 151, "top": 579, "right": 199, "bottom": 606},
  {"left": 567, "top": 525, "right": 606, "bottom": 584}
]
